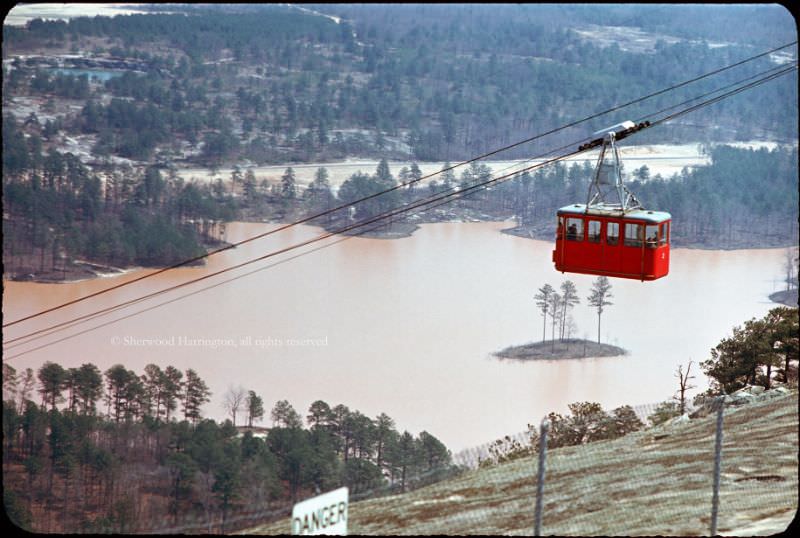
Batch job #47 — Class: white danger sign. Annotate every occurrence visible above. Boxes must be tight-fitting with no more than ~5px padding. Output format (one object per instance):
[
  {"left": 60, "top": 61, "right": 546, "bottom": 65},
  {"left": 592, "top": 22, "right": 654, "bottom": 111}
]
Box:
[{"left": 291, "top": 486, "right": 349, "bottom": 535}]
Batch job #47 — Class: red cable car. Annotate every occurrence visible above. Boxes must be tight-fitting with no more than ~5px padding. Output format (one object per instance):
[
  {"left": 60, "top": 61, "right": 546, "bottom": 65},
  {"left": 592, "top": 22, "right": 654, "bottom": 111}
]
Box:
[
  {"left": 552, "top": 121, "right": 671, "bottom": 281},
  {"left": 553, "top": 204, "right": 671, "bottom": 281}
]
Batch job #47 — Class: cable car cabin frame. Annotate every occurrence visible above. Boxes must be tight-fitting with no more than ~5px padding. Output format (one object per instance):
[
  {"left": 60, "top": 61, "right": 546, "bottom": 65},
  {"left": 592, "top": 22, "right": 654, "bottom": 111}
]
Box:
[
  {"left": 552, "top": 120, "right": 670, "bottom": 281},
  {"left": 553, "top": 204, "right": 671, "bottom": 281}
]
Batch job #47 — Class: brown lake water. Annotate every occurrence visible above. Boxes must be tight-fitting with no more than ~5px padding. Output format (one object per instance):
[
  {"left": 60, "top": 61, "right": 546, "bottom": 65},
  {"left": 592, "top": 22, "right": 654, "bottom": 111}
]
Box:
[{"left": 2, "top": 221, "right": 789, "bottom": 450}]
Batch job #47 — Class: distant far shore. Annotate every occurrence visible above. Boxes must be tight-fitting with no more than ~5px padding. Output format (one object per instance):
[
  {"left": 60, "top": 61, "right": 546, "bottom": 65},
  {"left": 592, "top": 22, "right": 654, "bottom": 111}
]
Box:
[{"left": 494, "top": 339, "right": 627, "bottom": 361}]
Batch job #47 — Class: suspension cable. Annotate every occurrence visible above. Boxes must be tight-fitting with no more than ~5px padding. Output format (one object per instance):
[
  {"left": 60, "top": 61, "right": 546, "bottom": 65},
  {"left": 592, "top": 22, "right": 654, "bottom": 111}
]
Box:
[
  {"left": 5, "top": 40, "right": 795, "bottom": 328},
  {"left": 4, "top": 140, "right": 584, "bottom": 356},
  {"left": 6, "top": 59, "right": 798, "bottom": 358}
]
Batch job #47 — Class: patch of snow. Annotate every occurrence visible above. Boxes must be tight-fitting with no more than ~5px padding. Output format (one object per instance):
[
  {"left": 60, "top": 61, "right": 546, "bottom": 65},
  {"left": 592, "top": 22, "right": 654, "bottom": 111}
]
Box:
[
  {"left": 769, "top": 51, "right": 796, "bottom": 65},
  {"left": 4, "top": 3, "right": 160, "bottom": 26},
  {"left": 572, "top": 24, "right": 683, "bottom": 54},
  {"left": 288, "top": 4, "right": 341, "bottom": 25}
]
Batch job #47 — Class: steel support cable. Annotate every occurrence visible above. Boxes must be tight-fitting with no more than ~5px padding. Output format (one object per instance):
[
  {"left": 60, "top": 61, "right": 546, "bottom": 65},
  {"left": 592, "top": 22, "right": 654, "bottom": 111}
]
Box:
[
  {"left": 481, "top": 61, "right": 797, "bottom": 186},
  {"left": 0, "top": 131, "right": 598, "bottom": 329},
  {"left": 4, "top": 167, "right": 548, "bottom": 358},
  {"left": 5, "top": 40, "right": 796, "bottom": 329},
  {"left": 423, "top": 60, "right": 798, "bottom": 208},
  {"left": 6, "top": 63, "right": 797, "bottom": 354},
  {"left": 5, "top": 62, "right": 798, "bottom": 355},
  {"left": 3, "top": 144, "right": 585, "bottom": 359},
  {"left": 5, "top": 174, "right": 502, "bottom": 352},
  {"left": 652, "top": 63, "right": 798, "bottom": 127},
  {"left": 633, "top": 61, "right": 797, "bottom": 127}
]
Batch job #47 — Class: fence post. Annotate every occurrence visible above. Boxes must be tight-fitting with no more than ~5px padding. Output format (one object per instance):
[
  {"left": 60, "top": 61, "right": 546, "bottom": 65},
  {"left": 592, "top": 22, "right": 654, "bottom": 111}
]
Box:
[
  {"left": 710, "top": 395, "right": 725, "bottom": 536},
  {"left": 534, "top": 418, "right": 550, "bottom": 537}
]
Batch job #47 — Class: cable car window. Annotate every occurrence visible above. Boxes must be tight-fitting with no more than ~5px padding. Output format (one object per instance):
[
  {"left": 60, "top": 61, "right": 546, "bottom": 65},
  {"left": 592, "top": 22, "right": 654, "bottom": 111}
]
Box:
[
  {"left": 607, "top": 222, "right": 619, "bottom": 245},
  {"left": 645, "top": 224, "right": 659, "bottom": 248},
  {"left": 624, "top": 223, "right": 643, "bottom": 247},
  {"left": 587, "top": 220, "right": 601, "bottom": 243},
  {"left": 660, "top": 222, "right": 669, "bottom": 245},
  {"left": 557, "top": 217, "right": 565, "bottom": 239},
  {"left": 566, "top": 218, "right": 583, "bottom": 241}
]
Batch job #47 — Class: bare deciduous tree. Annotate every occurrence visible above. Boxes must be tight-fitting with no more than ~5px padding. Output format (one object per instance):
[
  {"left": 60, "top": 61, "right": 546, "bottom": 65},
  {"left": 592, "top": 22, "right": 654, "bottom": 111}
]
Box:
[
  {"left": 222, "top": 385, "right": 246, "bottom": 427},
  {"left": 674, "top": 361, "right": 696, "bottom": 415}
]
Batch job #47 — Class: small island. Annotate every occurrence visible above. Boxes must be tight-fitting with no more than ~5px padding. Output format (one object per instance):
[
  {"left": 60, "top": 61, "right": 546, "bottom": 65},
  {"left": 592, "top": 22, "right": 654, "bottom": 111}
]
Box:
[
  {"left": 494, "top": 339, "right": 627, "bottom": 361},
  {"left": 333, "top": 220, "right": 420, "bottom": 240},
  {"left": 769, "top": 289, "right": 798, "bottom": 307}
]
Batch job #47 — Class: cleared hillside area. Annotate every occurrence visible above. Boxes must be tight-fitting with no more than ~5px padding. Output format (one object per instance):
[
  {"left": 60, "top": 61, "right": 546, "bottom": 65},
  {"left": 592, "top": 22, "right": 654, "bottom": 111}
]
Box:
[{"left": 243, "top": 390, "right": 797, "bottom": 535}]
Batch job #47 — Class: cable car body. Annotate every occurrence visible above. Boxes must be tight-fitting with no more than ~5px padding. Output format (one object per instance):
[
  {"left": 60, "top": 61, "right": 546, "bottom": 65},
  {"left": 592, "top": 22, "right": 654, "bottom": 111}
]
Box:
[
  {"left": 552, "top": 120, "right": 671, "bottom": 281},
  {"left": 553, "top": 204, "right": 671, "bottom": 281}
]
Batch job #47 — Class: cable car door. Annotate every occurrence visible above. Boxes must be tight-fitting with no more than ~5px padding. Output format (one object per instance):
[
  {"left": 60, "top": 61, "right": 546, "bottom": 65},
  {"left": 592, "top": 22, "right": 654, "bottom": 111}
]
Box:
[
  {"left": 604, "top": 220, "right": 622, "bottom": 275},
  {"left": 584, "top": 218, "right": 604, "bottom": 273}
]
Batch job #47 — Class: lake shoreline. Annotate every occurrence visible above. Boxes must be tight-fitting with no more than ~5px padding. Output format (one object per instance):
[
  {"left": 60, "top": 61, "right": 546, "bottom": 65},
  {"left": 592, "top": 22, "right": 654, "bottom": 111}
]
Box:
[
  {"left": 5, "top": 219, "right": 795, "bottom": 284},
  {"left": 5, "top": 240, "right": 231, "bottom": 284},
  {"left": 8, "top": 260, "right": 133, "bottom": 284}
]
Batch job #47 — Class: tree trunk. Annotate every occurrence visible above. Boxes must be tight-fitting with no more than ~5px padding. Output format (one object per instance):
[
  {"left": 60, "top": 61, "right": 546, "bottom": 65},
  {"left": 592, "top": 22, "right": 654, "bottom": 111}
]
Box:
[
  {"left": 597, "top": 313, "right": 602, "bottom": 344},
  {"left": 542, "top": 312, "right": 546, "bottom": 343},
  {"left": 62, "top": 472, "right": 71, "bottom": 530}
]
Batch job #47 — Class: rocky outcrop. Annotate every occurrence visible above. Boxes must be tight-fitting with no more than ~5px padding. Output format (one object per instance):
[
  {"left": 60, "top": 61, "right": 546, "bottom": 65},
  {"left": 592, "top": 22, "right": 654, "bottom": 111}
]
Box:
[{"left": 690, "top": 384, "right": 793, "bottom": 418}]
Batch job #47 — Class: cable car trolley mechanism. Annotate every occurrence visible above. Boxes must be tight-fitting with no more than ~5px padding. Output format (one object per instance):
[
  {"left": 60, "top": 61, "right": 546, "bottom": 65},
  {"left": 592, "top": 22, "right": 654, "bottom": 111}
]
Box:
[{"left": 553, "top": 120, "right": 671, "bottom": 281}]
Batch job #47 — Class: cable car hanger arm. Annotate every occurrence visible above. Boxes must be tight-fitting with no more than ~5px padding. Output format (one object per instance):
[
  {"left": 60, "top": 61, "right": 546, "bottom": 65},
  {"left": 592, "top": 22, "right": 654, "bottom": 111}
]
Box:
[{"left": 578, "top": 120, "right": 651, "bottom": 151}]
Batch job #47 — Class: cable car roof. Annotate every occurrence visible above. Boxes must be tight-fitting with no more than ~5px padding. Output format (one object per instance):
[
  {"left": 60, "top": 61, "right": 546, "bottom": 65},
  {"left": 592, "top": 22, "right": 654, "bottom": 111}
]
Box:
[
  {"left": 557, "top": 204, "right": 671, "bottom": 223},
  {"left": 592, "top": 120, "right": 636, "bottom": 139}
]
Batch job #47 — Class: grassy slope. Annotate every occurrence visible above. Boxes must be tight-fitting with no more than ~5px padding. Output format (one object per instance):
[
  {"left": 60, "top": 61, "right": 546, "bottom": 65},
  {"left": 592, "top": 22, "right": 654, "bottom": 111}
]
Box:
[{"left": 242, "top": 391, "right": 797, "bottom": 535}]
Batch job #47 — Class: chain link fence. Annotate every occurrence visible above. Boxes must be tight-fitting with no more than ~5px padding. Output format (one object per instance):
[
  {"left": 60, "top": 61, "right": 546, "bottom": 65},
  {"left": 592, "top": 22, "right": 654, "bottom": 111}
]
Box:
[{"left": 234, "top": 387, "right": 796, "bottom": 535}]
